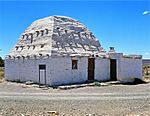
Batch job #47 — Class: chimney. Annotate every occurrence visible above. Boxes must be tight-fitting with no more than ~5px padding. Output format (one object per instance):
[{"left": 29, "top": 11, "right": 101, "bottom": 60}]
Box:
[{"left": 109, "top": 47, "right": 115, "bottom": 53}]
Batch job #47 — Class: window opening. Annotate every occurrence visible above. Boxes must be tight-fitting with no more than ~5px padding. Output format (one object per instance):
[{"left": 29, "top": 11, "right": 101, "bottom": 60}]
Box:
[{"left": 72, "top": 60, "right": 78, "bottom": 69}]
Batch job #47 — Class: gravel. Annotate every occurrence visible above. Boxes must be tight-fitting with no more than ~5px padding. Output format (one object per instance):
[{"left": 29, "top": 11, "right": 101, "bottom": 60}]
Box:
[{"left": 0, "top": 82, "right": 150, "bottom": 116}]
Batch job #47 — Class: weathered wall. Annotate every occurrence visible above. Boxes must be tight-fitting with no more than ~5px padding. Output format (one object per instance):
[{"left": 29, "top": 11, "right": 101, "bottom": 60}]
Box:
[
  {"left": 48, "top": 57, "right": 88, "bottom": 85},
  {"left": 5, "top": 54, "right": 142, "bottom": 85},
  {"left": 5, "top": 57, "right": 88, "bottom": 86},
  {"left": 118, "top": 57, "right": 142, "bottom": 82},
  {"left": 109, "top": 52, "right": 142, "bottom": 82},
  {"left": 95, "top": 58, "right": 110, "bottom": 81},
  {"left": 5, "top": 59, "right": 40, "bottom": 83}
]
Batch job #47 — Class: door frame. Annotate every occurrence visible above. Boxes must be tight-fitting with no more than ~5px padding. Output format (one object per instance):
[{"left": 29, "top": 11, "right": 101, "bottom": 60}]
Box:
[
  {"left": 110, "top": 59, "right": 117, "bottom": 81},
  {"left": 88, "top": 58, "right": 95, "bottom": 81},
  {"left": 39, "top": 64, "right": 46, "bottom": 85}
]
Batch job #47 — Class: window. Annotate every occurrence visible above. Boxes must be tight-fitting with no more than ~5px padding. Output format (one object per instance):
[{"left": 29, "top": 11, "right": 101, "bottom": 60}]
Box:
[
  {"left": 39, "top": 64, "right": 46, "bottom": 70},
  {"left": 72, "top": 60, "right": 78, "bottom": 69}
]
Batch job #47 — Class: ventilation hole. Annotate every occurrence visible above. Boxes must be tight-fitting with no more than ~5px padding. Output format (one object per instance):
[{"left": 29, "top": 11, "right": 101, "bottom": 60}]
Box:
[
  {"left": 27, "top": 45, "right": 30, "bottom": 49},
  {"left": 16, "top": 46, "right": 19, "bottom": 50},
  {"left": 41, "top": 44, "right": 44, "bottom": 48},
  {"left": 27, "top": 55, "right": 30, "bottom": 59},
  {"left": 45, "top": 29, "right": 48, "bottom": 34},
  {"left": 33, "top": 45, "right": 35, "bottom": 50}
]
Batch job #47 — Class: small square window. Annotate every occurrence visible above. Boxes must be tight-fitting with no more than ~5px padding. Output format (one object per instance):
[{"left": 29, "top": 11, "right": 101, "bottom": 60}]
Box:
[{"left": 72, "top": 60, "right": 78, "bottom": 69}]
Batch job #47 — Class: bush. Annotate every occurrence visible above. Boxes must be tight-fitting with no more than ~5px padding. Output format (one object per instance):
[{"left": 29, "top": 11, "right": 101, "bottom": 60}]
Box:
[
  {"left": 0, "top": 67, "right": 4, "bottom": 82},
  {"left": 0, "top": 57, "right": 4, "bottom": 67}
]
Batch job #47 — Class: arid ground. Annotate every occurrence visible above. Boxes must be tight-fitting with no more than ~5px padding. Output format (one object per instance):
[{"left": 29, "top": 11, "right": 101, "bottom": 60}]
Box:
[
  {"left": 0, "top": 81, "right": 150, "bottom": 116},
  {"left": 0, "top": 66, "right": 150, "bottom": 116}
]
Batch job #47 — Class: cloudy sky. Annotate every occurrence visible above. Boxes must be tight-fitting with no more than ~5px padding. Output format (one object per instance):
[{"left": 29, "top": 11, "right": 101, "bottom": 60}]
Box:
[{"left": 0, "top": 0, "right": 149, "bottom": 58}]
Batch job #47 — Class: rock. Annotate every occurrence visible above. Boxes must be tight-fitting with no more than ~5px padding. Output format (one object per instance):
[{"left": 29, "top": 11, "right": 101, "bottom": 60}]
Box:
[
  {"left": 25, "top": 81, "right": 34, "bottom": 85},
  {"left": 47, "top": 111, "right": 59, "bottom": 115}
]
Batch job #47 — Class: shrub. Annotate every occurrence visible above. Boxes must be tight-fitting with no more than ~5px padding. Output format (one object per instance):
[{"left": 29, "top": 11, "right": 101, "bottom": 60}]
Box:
[{"left": 0, "top": 57, "right": 4, "bottom": 67}]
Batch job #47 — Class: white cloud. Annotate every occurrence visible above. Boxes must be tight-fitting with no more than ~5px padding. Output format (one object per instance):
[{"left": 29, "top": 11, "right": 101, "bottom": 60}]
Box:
[
  {"left": 145, "top": 52, "right": 149, "bottom": 55},
  {"left": 142, "top": 11, "right": 149, "bottom": 15}
]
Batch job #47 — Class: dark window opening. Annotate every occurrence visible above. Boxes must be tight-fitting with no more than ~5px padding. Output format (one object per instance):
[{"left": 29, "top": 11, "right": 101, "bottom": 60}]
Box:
[
  {"left": 39, "top": 64, "right": 46, "bottom": 70},
  {"left": 41, "top": 30, "right": 44, "bottom": 36},
  {"left": 72, "top": 60, "right": 78, "bottom": 69},
  {"left": 41, "top": 44, "right": 44, "bottom": 48},
  {"left": 16, "top": 46, "right": 19, "bottom": 50},
  {"left": 22, "top": 35, "right": 25, "bottom": 39},
  {"left": 45, "top": 29, "right": 48, "bottom": 34},
  {"left": 30, "top": 33, "right": 33, "bottom": 43},
  {"left": 27, "top": 45, "right": 30, "bottom": 49},
  {"left": 33, "top": 45, "right": 35, "bottom": 50},
  {"left": 21, "top": 46, "right": 24, "bottom": 50},
  {"left": 36, "top": 31, "right": 39, "bottom": 37},
  {"left": 25, "top": 34, "right": 28, "bottom": 40}
]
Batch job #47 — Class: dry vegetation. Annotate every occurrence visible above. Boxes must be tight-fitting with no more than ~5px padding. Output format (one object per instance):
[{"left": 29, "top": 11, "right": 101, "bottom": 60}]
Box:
[
  {"left": 142, "top": 65, "right": 150, "bottom": 82},
  {"left": 0, "top": 67, "right": 4, "bottom": 83}
]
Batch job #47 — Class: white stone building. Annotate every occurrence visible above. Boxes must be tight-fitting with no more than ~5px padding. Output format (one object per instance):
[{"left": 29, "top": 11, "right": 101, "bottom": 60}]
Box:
[{"left": 5, "top": 16, "right": 142, "bottom": 86}]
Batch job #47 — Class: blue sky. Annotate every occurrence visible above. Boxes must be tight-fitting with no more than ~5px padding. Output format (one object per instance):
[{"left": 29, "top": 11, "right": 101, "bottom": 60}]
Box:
[{"left": 0, "top": 0, "right": 149, "bottom": 59}]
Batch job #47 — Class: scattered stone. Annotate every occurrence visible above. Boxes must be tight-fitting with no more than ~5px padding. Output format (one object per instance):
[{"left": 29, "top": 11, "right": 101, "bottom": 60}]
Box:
[
  {"left": 31, "top": 84, "right": 39, "bottom": 88},
  {"left": 21, "top": 85, "right": 29, "bottom": 88},
  {"left": 25, "top": 81, "right": 34, "bottom": 85},
  {"left": 47, "top": 111, "right": 59, "bottom": 115},
  {"left": 21, "top": 114, "right": 25, "bottom": 116}
]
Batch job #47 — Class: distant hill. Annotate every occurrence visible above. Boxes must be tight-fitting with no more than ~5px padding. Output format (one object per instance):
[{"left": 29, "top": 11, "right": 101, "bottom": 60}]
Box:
[{"left": 142, "top": 59, "right": 150, "bottom": 66}]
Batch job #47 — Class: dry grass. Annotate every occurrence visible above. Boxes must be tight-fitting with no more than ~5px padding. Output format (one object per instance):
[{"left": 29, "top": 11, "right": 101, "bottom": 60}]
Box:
[
  {"left": 0, "top": 67, "right": 4, "bottom": 83},
  {"left": 142, "top": 65, "right": 150, "bottom": 82}
]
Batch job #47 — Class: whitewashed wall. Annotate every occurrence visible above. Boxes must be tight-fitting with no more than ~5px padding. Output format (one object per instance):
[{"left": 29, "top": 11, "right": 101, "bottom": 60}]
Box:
[
  {"left": 118, "top": 57, "right": 142, "bottom": 82},
  {"left": 5, "top": 59, "right": 40, "bottom": 83},
  {"left": 5, "top": 54, "right": 142, "bottom": 85},
  {"left": 109, "top": 53, "right": 142, "bottom": 82},
  {"left": 5, "top": 56, "right": 88, "bottom": 86},
  {"left": 48, "top": 57, "right": 88, "bottom": 85},
  {"left": 95, "top": 58, "right": 110, "bottom": 81}
]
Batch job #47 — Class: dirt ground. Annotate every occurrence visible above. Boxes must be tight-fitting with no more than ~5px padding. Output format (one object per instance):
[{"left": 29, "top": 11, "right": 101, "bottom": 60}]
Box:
[{"left": 0, "top": 81, "right": 150, "bottom": 116}]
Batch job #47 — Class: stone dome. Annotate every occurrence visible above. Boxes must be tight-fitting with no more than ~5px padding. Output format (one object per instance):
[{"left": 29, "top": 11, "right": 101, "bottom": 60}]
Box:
[{"left": 8, "top": 15, "right": 105, "bottom": 58}]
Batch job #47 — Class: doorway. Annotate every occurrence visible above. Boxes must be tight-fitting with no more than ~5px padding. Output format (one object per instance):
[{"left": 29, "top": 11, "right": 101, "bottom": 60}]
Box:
[
  {"left": 88, "top": 58, "right": 95, "bottom": 81},
  {"left": 39, "top": 64, "right": 46, "bottom": 85},
  {"left": 110, "top": 59, "right": 117, "bottom": 81}
]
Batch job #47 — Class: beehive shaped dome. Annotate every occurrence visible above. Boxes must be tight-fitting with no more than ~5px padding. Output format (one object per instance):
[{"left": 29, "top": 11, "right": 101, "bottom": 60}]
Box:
[{"left": 8, "top": 16, "right": 104, "bottom": 58}]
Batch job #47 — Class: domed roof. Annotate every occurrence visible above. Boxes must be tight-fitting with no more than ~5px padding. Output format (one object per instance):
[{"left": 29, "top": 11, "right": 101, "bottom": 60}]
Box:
[{"left": 8, "top": 15, "right": 105, "bottom": 58}]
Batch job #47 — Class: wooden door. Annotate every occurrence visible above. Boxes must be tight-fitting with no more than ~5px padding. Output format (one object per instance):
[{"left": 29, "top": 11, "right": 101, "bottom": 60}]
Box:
[
  {"left": 110, "top": 59, "right": 117, "bottom": 81},
  {"left": 88, "top": 58, "right": 95, "bottom": 81}
]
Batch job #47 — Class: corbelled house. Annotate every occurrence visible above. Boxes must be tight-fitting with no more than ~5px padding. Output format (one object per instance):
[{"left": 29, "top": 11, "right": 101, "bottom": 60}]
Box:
[{"left": 5, "top": 16, "right": 142, "bottom": 85}]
